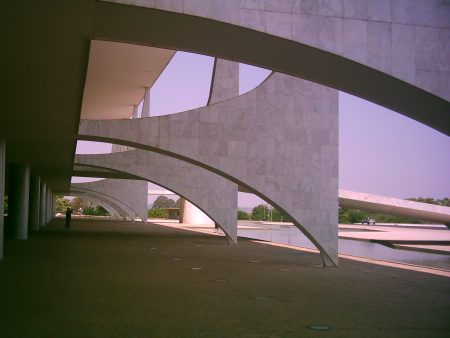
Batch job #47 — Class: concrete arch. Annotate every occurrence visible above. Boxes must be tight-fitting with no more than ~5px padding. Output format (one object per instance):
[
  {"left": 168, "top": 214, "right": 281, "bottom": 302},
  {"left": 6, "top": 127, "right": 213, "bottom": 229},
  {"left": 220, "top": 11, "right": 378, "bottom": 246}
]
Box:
[
  {"left": 65, "top": 191, "right": 128, "bottom": 220},
  {"left": 79, "top": 72, "right": 339, "bottom": 266},
  {"left": 92, "top": 1, "right": 449, "bottom": 135},
  {"left": 72, "top": 193, "right": 124, "bottom": 219},
  {"left": 69, "top": 188, "right": 135, "bottom": 219},
  {"left": 71, "top": 179, "right": 148, "bottom": 223},
  {"left": 70, "top": 187, "right": 138, "bottom": 221},
  {"left": 74, "top": 149, "right": 238, "bottom": 243}
]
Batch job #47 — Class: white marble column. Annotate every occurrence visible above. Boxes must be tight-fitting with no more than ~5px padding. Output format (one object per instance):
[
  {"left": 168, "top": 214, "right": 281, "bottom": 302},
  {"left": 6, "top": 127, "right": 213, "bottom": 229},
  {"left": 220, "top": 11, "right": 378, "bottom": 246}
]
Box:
[
  {"left": 131, "top": 105, "right": 139, "bottom": 119},
  {"left": 180, "top": 198, "right": 214, "bottom": 225},
  {"left": 141, "top": 87, "right": 151, "bottom": 117}
]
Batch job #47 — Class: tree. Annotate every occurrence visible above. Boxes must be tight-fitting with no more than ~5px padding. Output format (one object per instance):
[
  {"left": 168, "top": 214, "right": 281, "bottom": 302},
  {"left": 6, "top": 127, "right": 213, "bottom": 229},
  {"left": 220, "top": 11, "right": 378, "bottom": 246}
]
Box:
[
  {"left": 152, "top": 196, "right": 176, "bottom": 209},
  {"left": 83, "top": 205, "right": 109, "bottom": 216},
  {"left": 339, "top": 207, "right": 368, "bottom": 224},
  {"left": 70, "top": 197, "right": 89, "bottom": 213},
  {"left": 237, "top": 210, "right": 251, "bottom": 220},
  {"left": 56, "top": 196, "right": 71, "bottom": 212},
  {"left": 148, "top": 208, "right": 168, "bottom": 219},
  {"left": 250, "top": 204, "right": 291, "bottom": 222},
  {"left": 252, "top": 204, "right": 268, "bottom": 221}
]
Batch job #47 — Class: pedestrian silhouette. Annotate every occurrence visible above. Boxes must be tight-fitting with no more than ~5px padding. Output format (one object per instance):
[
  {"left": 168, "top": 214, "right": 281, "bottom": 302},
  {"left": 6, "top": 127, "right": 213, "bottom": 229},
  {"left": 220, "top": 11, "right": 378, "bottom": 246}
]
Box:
[{"left": 65, "top": 207, "right": 73, "bottom": 228}]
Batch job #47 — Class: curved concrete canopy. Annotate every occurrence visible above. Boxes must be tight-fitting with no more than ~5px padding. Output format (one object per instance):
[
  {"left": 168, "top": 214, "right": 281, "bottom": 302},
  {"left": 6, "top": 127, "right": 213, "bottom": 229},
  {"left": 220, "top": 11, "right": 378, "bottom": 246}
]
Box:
[
  {"left": 91, "top": 2, "right": 449, "bottom": 135},
  {"left": 74, "top": 150, "right": 238, "bottom": 243},
  {"left": 72, "top": 164, "right": 139, "bottom": 180},
  {"left": 70, "top": 187, "right": 138, "bottom": 221},
  {"left": 71, "top": 179, "right": 148, "bottom": 223},
  {"left": 339, "top": 189, "right": 450, "bottom": 225},
  {"left": 65, "top": 190, "right": 127, "bottom": 219},
  {"left": 81, "top": 40, "right": 175, "bottom": 120}
]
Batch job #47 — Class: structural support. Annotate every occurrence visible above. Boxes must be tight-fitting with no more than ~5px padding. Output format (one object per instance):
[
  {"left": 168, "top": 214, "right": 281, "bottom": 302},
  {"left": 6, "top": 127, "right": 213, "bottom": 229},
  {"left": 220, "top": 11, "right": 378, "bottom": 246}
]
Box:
[
  {"left": 78, "top": 72, "right": 339, "bottom": 265},
  {"left": 39, "top": 182, "right": 46, "bottom": 227},
  {"left": 131, "top": 105, "right": 139, "bottom": 119},
  {"left": 7, "top": 163, "right": 30, "bottom": 239},
  {"left": 74, "top": 149, "right": 238, "bottom": 243},
  {"left": 0, "top": 137, "right": 5, "bottom": 258},
  {"left": 52, "top": 193, "right": 56, "bottom": 219},
  {"left": 29, "top": 175, "right": 40, "bottom": 231},
  {"left": 71, "top": 179, "right": 148, "bottom": 223},
  {"left": 207, "top": 58, "right": 239, "bottom": 105},
  {"left": 45, "top": 187, "right": 50, "bottom": 224},
  {"left": 180, "top": 198, "right": 214, "bottom": 225},
  {"left": 141, "top": 87, "right": 151, "bottom": 117}
]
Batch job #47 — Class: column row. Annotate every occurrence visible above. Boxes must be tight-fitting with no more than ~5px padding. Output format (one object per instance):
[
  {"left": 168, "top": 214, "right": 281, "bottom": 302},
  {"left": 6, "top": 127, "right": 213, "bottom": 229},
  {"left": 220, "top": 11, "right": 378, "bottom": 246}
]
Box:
[{"left": 0, "top": 137, "right": 56, "bottom": 259}]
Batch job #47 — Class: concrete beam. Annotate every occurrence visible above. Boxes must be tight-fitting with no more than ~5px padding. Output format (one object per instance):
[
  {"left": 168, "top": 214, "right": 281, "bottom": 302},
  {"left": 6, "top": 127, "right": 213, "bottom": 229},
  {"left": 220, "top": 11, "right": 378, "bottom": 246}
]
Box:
[{"left": 339, "top": 189, "right": 450, "bottom": 225}]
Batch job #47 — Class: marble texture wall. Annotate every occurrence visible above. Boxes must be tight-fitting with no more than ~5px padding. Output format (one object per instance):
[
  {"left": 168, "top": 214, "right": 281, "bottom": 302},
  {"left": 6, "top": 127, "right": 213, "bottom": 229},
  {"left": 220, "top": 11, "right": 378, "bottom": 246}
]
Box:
[
  {"left": 102, "top": 0, "right": 450, "bottom": 101},
  {"left": 79, "top": 72, "right": 339, "bottom": 266},
  {"left": 74, "top": 149, "right": 238, "bottom": 243}
]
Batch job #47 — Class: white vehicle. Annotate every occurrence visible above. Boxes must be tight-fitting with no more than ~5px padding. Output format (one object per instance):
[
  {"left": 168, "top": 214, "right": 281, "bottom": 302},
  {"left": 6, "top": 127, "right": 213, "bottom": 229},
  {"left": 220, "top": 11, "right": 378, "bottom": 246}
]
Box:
[{"left": 362, "top": 217, "right": 376, "bottom": 225}]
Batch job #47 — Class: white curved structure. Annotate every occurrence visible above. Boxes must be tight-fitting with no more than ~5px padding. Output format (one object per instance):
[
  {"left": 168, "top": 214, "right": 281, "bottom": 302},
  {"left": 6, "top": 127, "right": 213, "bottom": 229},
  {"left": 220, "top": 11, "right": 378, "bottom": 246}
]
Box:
[
  {"left": 78, "top": 71, "right": 339, "bottom": 266},
  {"left": 104, "top": 0, "right": 449, "bottom": 102},
  {"left": 339, "top": 189, "right": 450, "bottom": 226},
  {"left": 71, "top": 179, "right": 148, "bottom": 223},
  {"left": 70, "top": 188, "right": 135, "bottom": 220},
  {"left": 74, "top": 149, "right": 238, "bottom": 243},
  {"left": 68, "top": 192, "right": 127, "bottom": 220}
]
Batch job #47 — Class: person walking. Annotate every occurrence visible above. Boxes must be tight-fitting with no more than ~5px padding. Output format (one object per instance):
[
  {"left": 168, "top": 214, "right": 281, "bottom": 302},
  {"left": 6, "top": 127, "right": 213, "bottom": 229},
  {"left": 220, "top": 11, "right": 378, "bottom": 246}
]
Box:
[{"left": 65, "top": 207, "right": 73, "bottom": 229}]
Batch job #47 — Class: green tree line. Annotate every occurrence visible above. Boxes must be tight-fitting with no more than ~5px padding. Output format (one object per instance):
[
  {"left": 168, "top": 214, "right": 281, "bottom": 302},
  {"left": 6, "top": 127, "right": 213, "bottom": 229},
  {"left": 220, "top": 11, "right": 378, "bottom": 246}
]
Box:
[{"left": 238, "top": 204, "right": 292, "bottom": 222}]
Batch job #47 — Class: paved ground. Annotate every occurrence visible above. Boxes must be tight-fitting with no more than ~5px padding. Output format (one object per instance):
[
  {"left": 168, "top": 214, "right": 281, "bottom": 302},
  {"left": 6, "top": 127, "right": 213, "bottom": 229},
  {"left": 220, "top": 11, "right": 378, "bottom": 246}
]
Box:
[{"left": 0, "top": 218, "right": 449, "bottom": 337}]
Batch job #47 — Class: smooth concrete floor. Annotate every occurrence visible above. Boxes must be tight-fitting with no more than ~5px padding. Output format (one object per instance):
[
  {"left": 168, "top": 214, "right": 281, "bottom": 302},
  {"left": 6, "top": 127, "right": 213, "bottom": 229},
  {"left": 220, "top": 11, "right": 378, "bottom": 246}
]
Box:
[{"left": 0, "top": 218, "right": 449, "bottom": 338}]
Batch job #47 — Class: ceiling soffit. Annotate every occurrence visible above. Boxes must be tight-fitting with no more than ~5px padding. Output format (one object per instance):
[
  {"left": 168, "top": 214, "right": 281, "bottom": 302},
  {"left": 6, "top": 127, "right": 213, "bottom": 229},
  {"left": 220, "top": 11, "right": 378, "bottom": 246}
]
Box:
[{"left": 81, "top": 40, "right": 175, "bottom": 120}]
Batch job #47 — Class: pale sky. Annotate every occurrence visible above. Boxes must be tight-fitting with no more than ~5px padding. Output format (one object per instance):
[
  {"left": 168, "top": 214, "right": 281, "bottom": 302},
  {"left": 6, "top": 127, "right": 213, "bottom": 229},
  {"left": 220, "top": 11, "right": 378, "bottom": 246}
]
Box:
[{"left": 75, "top": 51, "right": 450, "bottom": 207}]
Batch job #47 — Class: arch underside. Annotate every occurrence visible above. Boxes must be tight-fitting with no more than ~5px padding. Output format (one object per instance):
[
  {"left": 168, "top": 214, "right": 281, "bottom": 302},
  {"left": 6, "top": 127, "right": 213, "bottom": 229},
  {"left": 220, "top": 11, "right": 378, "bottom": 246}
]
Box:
[
  {"left": 92, "top": 1, "right": 449, "bottom": 135},
  {"left": 70, "top": 186, "right": 141, "bottom": 222},
  {"left": 74, "top": 149, "right": 238, "bottom": 244},
  {"left": 71, "top": 178, "right": 148, "bottom": 224},
  {"left": 66, "top": 190, "right": 130, "bottom": 220}
]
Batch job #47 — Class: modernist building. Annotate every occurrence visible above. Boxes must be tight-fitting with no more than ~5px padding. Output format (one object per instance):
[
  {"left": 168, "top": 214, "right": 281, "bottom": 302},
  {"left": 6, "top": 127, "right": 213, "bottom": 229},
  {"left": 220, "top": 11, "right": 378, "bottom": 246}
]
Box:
[{"left": 1, "top": 1, "right": 449, "bottom": 266}]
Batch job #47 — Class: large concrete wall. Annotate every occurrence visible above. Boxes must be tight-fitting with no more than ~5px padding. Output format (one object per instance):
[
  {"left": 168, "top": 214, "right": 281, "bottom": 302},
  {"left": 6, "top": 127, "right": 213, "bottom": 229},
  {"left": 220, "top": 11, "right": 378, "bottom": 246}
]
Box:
[
  {"left": 74, "top": 149, "right": 238, "bottom": 243},
  {"left": 103, "top": 0, "right": 450, "bottom": 102},
  {"left": 78, "top": 72, "right": 339, "bottom": 266}
]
